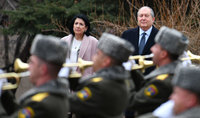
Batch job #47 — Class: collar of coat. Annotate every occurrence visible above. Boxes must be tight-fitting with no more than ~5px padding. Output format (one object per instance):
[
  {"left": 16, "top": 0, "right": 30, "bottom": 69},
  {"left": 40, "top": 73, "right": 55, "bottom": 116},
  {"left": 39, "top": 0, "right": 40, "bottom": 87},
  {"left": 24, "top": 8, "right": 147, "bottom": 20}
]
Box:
[{"left": 144, "top": 60, "right": 180, "bottom": 80}]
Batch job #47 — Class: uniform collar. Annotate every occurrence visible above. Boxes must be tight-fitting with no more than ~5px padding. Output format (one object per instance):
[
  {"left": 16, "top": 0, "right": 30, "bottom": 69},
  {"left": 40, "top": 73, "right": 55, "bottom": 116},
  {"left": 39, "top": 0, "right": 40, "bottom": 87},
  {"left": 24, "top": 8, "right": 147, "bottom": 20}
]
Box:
[
  {"left": 144, "top": 60, "right": 180, "bottom": 80},
  {"left": 19, "top": 79, "right": 69, "bottom": 104}
]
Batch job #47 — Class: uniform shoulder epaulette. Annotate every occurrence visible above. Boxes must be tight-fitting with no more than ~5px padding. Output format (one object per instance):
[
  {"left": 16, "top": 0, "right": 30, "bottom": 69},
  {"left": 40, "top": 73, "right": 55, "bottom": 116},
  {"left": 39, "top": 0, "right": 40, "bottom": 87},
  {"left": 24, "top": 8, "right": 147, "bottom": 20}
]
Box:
[
  {"left": 31, "top": 92, "right": 49, "bottom": 102},
  {"left": 90, "top": 77, "right": 103, "bottom": 83},
  {"left": 156, "top": 74, "right": 169, "bottom": 81}
]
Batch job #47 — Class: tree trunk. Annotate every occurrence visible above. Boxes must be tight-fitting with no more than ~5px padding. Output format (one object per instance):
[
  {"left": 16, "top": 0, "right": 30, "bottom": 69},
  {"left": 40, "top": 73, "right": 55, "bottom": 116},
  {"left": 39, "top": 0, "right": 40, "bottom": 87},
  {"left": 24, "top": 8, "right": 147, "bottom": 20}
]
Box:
[
  {"left": 18, "top": 34, "right": 34, "bottom": 63},
  {"left": 3, "top": 35, "right": 10, "bottom": 72}
]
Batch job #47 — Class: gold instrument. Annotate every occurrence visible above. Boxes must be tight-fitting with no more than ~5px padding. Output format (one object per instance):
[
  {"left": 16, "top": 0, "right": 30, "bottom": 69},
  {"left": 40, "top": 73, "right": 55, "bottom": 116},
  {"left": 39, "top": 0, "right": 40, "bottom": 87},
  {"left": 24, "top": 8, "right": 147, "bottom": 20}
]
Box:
[
  {"left": 62, "top": 58, "right": 93, "bottom": 78},
  {"left": 14, "top": 55, "right": 152, "bottom": 73},
  {"left": 182, "top": 50, "right": 200, "bottom": 61},
  {"left": 128, "top": 50, "right": 200, "bottom": 72},
  {"left": 63, "top": 58, "right": 93, "bottom": 73},
  {"left": 1, "top": 58, "right": 92, "bottom": 90},
  {"left": 14, "top": 58, "right": 29, "bottom": 72},
  {"left": 129, "top": 54, "right": 154, "bottom": 72},
  {"left": 14, "top": 58, "right": 93, "bottom": 73},
  {"left": 0, "top": 71, "right": 30, "bottom": 90},
  {"left": 14, "top": 58, "right": 93, "bottom": 79},
  {"left": 1, "top": 50, "right": 200, "bottom": 90}
]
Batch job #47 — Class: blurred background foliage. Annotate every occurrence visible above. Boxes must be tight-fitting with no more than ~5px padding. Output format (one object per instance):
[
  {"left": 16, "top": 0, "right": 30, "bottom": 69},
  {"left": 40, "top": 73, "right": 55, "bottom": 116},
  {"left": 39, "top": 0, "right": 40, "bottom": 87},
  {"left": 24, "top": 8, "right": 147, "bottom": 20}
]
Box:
[{"left": 0, "top": 0, "right": 200, "bottom": 71}]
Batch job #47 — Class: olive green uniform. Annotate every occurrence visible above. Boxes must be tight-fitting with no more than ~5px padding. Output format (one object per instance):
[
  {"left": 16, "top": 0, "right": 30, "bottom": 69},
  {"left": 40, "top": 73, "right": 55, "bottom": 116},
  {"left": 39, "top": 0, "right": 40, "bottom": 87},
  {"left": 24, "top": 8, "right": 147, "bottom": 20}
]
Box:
[
  {"left": 0, "top": 78, "right": 69, "bottom": 118},
  {"left": 128, "top": 61, "right": 180, "bottom": 115},
  {"left": 69, "top": 66, "right": 133, "bottom": 118}
]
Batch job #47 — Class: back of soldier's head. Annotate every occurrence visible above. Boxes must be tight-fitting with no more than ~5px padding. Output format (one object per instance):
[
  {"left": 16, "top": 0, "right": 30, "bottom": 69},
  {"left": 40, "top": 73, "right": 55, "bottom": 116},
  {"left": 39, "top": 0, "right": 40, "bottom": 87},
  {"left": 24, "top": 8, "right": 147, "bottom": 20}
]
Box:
[
  {"left": 98, "top": 33, "right": 134, "bottom": 64},
  {"left": 31, "top": 34, "right": 68, "bottom": 66},
  {"left": 155, "top": 26, "right": 189, "bottom": 59},
  {"left": 173, "top": 65, "right": 200, "bottom": 95}
]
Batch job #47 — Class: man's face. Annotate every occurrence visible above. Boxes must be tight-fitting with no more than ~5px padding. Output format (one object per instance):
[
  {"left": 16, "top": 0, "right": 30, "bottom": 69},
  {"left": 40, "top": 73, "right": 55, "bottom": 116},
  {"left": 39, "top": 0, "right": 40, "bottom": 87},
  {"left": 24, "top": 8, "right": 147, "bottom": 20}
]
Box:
[
  {"left": 170, "top": 87, "right": 193, "bottom": 115},
  {"left": 137, "top": 7, "right": 155, "bottom": 31},
  {"left": 28, "top": 55, "right": 42, "bottom": 85},
  {"left": 92, "top": 49, "right": 107, "bottom": 72},
  {"left": 150, "top": 43, "right": 164, "bottom": 66}
]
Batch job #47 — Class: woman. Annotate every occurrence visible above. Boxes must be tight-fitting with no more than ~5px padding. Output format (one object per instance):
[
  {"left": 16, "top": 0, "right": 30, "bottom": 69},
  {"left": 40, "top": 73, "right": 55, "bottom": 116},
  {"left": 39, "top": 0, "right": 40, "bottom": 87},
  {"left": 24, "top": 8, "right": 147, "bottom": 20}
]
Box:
[{"left": 61, "top": 14, "right": 98, "bottom": 77}]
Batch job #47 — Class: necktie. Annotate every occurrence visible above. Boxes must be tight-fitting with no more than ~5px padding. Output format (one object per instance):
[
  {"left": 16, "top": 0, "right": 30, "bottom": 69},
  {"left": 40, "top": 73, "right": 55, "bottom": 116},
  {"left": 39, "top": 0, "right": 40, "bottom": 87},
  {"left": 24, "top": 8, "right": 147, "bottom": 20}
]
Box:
[{"left": 139, "top": 32, "right": 146, "bottom": 54}]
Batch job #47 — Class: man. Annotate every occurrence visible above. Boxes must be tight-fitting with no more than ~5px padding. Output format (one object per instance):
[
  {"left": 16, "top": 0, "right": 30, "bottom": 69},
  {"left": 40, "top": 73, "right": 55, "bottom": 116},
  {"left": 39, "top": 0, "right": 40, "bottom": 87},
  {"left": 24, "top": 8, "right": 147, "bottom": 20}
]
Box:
[
  {"left": 122, "top": 6, "right": 159, "bottom": 75},
  {"left": 127, "top": 26, "right": 189, "bottom": 116},
  {"left": 170, "top": 65, "right": 200, "bottom": 118},
  {"left": 0, "top": 34, "right": 69, "bottom": 118},
  {"left": 122, "top": 6, "right": 158, "bottom": 56},
  {"left": 69, "top": 33, "right": 134, "bottom": 118}
]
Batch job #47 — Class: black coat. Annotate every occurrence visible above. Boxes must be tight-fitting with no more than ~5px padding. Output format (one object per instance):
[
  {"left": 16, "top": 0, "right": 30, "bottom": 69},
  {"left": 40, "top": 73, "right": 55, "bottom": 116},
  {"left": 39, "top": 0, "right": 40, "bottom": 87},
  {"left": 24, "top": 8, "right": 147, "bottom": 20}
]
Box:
[
  {"left": 121, "top": 26, "right": 159, "bottom": 75},
  {"left": 121, "top": 26, "right": 159, "bottom": 55},
  {"left": 69, "top": 66, "right": 134, "bottom": 118}
]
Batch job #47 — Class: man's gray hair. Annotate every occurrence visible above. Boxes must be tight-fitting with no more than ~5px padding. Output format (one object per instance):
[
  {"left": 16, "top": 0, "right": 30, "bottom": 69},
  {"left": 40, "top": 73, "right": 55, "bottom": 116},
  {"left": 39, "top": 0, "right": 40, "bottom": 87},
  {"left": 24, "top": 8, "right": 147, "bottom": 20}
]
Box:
[{"left": 137, "top": 6, "right": 155, "bottom": 17}]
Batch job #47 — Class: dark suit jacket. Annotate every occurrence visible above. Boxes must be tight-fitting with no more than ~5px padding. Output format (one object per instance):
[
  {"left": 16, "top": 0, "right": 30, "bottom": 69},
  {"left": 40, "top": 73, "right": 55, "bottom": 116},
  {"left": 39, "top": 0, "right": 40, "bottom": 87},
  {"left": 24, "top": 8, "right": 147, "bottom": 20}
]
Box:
[
  {"left": 122, "top": 26, "right": 159, "bottom": 75},
  {"left": 121, "top": 26, "right": 159, "bottom": 55}
]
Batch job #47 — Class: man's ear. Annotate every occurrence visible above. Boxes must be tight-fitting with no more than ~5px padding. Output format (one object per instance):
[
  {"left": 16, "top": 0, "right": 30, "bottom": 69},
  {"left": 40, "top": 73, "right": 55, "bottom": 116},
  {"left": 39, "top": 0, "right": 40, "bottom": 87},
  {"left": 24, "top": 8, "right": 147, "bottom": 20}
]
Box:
[
  {"left": 102, "top": 56, "right": 111, "bottom": 68},
  {"left": 186, "top": 93, "right": 199, "bottom": 108},
  {"left": 40, "top": 64, "right": 48, "bottom": 75},
  {"left": 161, "top": 50, "right": 168, "bottom": 59},
  {"left": 152, "top": 17, "right": 155, "bottom": 23}
]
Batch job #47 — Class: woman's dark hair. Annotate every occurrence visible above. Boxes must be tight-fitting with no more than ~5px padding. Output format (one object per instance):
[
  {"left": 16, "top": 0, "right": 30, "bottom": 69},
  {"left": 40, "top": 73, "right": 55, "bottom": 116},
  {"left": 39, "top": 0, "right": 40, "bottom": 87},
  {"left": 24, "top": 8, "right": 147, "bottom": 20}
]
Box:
[{"left": 69, "top": 14, "right": 90, "bottom": 36}]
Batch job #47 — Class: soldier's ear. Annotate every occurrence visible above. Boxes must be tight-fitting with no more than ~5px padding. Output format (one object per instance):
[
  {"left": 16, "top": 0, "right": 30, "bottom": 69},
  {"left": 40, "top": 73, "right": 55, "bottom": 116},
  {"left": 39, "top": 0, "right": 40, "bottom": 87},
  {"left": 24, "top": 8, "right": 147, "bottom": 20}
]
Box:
[
  {"left": 40, "top": 63, "right": 48, "bottom": 76},
  {"left": 160, "top": 50, "right": 168, "bottom": 59},
  {"left": 102, "top": 56, "right": 112, "bottom": 68},
  {"left": 186, "top": 93, "right": 199, "bottom": 107}
]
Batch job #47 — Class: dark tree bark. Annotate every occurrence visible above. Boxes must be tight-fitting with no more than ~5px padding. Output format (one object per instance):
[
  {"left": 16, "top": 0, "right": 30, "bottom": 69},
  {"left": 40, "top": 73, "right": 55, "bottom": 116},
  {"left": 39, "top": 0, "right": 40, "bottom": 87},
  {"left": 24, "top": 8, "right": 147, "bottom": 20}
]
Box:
[
  {"left": 3, "top": 35, "right": 10, "bottom": 72},
  {"left": 18, "top": 34, "right": 34, "bottom": 63}
]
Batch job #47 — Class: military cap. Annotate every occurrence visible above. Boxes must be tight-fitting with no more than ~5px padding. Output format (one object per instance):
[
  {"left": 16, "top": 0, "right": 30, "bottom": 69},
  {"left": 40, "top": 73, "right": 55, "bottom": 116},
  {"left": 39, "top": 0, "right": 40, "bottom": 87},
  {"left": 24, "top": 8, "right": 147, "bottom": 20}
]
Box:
[
  {"left": 155, "top": 26, "right": 189, "bottom": 55},
  {"left": 172, "top": 65, "right": 200, "bottom": 94},
  {"left": 30, "top": 34, "right": 68, "bottom": 65},
  {"left": 98, "top": 32, "right": 134, "bottom": 62}
]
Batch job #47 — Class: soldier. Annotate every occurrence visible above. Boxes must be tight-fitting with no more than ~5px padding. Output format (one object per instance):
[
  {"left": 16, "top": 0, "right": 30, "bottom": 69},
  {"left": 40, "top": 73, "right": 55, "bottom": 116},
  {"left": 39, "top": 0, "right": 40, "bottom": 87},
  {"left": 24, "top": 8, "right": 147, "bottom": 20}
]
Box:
[
  {"left": 127, "top": 26, "right": 189, "bottom": 116},
  {"left": 69, "top": 33, "right": 134, "bottom": 118},
  {"left": 170, "top": 65, "right": 200, "bottom": 117},
  {"left": 0, "top": 34, "right": 69, "bottom": 118}
]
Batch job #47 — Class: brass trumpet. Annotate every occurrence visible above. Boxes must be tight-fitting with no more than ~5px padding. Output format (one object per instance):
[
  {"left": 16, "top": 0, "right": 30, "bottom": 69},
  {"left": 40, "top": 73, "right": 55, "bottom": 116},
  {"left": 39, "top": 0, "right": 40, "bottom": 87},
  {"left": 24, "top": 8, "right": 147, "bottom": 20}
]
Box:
[
  {"left": 14, "top": 58, "right": 93, "bottom": 79},
  {"left": 182, "top": 50, "right": 200, "bottom": 61},
  {"left": 14, "top": 58, "right": 93, "bottom": 73},
  {"left": 63, "top": 59, "right": 93, "bottom": 73},
  {"left": 14, "top": 54, "right": 153, "bottom": 73},
  {"left": 128, "top": 50, "right": 200, "bottom": 72},
  {"left": 0, "top": 71, "right": 30, "bottom": 90},
  {"left": 129, "top": 54, "right": 154, "bottom": 72},
  {"left": 13, "top": 50, "right": 200, "bottom": 75},
  {"left": 1, "top": 50, "right": 200, "bottom": 90},
  {"left": 14, "top": 58, "right": 29, "bottom": 72},
  {"left": 1, "top": 58, "right": 92, "bottom": 90}
]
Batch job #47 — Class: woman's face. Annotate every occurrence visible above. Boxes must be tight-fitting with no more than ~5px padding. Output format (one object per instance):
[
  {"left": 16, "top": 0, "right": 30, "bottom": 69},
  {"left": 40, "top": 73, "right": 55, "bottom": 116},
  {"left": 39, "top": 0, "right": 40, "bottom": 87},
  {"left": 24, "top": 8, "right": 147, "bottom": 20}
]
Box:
[{"left": 73, "top": 18, "right": 88, "bottom": 36}]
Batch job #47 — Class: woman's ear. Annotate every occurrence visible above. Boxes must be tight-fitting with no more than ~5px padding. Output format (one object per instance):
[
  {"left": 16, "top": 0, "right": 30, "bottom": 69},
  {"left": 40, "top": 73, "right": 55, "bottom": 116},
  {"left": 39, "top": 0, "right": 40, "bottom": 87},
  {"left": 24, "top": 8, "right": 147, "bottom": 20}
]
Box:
[{"left": 85, "top": 26, "right": 88, "bottom": 32}]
